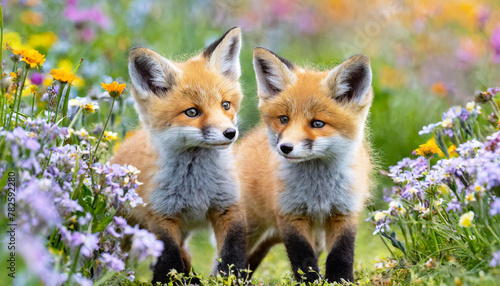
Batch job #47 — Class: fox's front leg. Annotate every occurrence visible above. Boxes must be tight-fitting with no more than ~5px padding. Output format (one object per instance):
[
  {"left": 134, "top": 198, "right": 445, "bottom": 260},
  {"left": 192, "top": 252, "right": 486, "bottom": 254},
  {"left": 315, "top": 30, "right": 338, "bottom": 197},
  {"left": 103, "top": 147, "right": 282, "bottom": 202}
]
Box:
[
  {"left": 324, "top": 215, "right": 357, "bottom": 283},
  {"left": 148, "top": 218, "right": 186, "bottom": 284},
  {"left": 209, "top": 204, "right": 247, "bottom": 278},
  {"left": 278, "top": 214, "right": 320, "bottom": 282}
]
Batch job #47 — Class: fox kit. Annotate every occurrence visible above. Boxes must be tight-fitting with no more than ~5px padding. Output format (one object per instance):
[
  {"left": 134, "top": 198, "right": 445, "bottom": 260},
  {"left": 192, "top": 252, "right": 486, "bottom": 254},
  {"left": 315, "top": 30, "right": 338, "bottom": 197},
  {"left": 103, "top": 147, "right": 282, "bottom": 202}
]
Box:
[
  {"left": 111, "top": 27, "right": 246, "bottom": 284},
  {"left": 236, "top": 48, "right": 373, "bottom": 283}
]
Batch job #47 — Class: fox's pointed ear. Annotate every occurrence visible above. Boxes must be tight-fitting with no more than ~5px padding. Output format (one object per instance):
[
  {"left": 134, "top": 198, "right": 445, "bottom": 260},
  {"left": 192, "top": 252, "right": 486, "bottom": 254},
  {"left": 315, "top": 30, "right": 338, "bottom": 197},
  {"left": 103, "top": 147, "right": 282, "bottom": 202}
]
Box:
[
  {"left": 203, "top": 27, "right": 242, "bottom": 81},
  {"left": 253, "top": 47, "right": 296, "bottom": 101},
  {"left": 128, "top": 47, "right": 182, "bottom": 98},
  {"left": 324, "top": 54, "right": 372, "bottom": 105}
]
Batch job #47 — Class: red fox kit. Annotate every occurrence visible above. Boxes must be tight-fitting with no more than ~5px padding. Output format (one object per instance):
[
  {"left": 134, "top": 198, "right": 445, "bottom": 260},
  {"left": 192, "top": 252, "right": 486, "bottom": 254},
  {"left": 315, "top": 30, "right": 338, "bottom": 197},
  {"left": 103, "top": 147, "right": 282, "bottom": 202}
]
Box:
[
  {"left": 236, "top": 48, "right": 373, "bottom": 283},
  {"left": 111, "top": 27, "right": 246, "bottom": 284}
]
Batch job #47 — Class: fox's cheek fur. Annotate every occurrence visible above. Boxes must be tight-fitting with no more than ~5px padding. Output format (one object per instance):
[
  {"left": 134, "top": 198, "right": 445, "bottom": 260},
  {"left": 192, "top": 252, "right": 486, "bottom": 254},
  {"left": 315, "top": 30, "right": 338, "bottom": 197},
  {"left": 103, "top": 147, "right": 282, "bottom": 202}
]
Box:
[{"left": 266, "top": 121, "right": 353, "bottom": 161}]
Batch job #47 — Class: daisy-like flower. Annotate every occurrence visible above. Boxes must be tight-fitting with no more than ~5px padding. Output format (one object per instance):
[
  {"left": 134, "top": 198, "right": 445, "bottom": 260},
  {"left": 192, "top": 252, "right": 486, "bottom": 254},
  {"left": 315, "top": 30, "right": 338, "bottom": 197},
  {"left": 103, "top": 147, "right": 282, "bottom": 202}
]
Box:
[
  {"left": 83, "top": 102, "right": 99, "bottom": 114},
  {"left": 103, "top": 131, "right": 118, "bottom": 141},
  {"left": 101, "top": 81, "right": 126, "bottom": 98},
  {"left": 414, "top": 202, "right": 430, "bottom": 215},
  {"left": 441, "top": 117, "right": 453, "bottom": 128},
  {"left": 465, "top": 192, "right": 476, "bottom": 203},
  {"left": 12, "top": 48, "right": 46, "bottom": 68},
  {"left": 373, "top": 211, "right": 387, "bottom": 222},
  {"left": 459, "top": 211, "right": 475, "bottom": 228},
  {"left": 68, "top": 98, "right": 81, "bottom": 107},
  {"left": 50, "top": 68, "right": 76, "bottom": 84},
  {"left": 415, "top": 140, "right": 440, "bottom": 158}
]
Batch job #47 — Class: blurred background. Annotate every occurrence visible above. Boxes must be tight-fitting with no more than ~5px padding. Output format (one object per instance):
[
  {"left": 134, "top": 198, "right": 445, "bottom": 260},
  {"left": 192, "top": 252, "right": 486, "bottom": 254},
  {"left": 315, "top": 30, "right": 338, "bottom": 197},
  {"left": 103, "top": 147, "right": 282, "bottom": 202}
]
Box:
[{"left": 4, "top": 0, "right": 500, "bottom": 281}]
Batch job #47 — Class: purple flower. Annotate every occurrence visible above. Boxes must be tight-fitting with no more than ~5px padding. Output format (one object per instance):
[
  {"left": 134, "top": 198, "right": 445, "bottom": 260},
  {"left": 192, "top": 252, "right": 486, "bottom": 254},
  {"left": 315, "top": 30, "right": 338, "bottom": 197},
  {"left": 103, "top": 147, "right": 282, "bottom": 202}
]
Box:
[
  {"left": 491, "top": 251, "right": 500, "bottom": 267},
  {"left": 71, "top": 273, "right": 93, "bottom": 286},
  {"left": 100, "top": 253, "right": 125, "bottom": 271},
  {"left": 487, "top": 87, "right": 500, "bottom": 96},
  {"left": 64, "top": 0, "right": 111, "bottom": 29},
  {"left": 30, "top": 72, "right": 45, "bottom": 85},
  {"left": 491, "top": 25, "right": 500, "bottom": 63},
  {"left": 54, "top": 192, "right": 83, "bottom": 217},
  {"left": 459, "top": 108, "right": 469, "bottom": 121},
  {"left": 79, "top": 232, "right": 99, "bottom": 257},
  {"left": 490, "top": 198, "right": 500, "bottom": 216},
  {"left": 446, "top": 198, "right": 462, "bottom": 212},
  {"left": 125, "top": 225, "right": 163, "bottom": 261},
  {"left": 18, "top": 233, "right": 66, "bottom": 285},
  {"left": 60, "top": 229, "right": 99, "bottom": 257},
  {"left": 109, "top": 164, "right": 127, "bottom": 177}
]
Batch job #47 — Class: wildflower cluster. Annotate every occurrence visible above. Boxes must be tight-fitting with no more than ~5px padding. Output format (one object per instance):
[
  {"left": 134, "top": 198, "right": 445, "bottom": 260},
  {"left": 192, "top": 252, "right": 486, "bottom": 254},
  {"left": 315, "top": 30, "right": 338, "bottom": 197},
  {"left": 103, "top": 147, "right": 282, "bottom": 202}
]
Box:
[
  {"left": 0, "top": 18, "right": 160, "bottom": 285},
  {"left": 369, "top": 88, "right": 500, "bottom": 281}
]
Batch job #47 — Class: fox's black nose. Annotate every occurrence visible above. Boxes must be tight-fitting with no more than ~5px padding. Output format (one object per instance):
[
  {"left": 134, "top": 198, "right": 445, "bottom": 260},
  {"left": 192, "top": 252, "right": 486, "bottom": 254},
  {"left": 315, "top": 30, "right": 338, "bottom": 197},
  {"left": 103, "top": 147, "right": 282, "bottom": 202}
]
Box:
[
  {"left": 223, "top": 128, "right": 236, "bottom": 139},
  {"left": 280, "top": 143, "right": 294, "bottom": 154}
]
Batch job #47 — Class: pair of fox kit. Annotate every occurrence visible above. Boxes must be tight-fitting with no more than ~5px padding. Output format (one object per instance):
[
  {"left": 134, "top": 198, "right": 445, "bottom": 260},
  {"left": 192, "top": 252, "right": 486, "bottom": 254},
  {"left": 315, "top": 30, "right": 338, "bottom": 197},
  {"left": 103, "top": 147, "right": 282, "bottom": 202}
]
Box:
[{"left": 112, "top": 27, "right": 372, "bottom": 284}]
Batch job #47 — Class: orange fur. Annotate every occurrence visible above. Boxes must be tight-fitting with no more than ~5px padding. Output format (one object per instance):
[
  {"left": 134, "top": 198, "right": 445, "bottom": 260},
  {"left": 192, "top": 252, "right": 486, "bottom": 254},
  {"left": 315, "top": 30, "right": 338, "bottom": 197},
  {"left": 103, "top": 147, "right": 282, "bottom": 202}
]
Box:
[{"left": 236, "top": 49, "right": 373, "bottom": 281}]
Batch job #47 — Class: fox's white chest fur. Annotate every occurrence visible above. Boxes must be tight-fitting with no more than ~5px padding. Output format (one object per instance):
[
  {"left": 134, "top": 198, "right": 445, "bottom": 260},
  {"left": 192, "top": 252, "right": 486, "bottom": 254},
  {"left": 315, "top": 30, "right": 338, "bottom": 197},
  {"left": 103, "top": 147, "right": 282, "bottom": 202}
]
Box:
[
  {"left": 278, "top": 148, "right": 363, "bottom": 219},
  {"left": 149, "top": 146, "right": 239, "bottom": 223}
]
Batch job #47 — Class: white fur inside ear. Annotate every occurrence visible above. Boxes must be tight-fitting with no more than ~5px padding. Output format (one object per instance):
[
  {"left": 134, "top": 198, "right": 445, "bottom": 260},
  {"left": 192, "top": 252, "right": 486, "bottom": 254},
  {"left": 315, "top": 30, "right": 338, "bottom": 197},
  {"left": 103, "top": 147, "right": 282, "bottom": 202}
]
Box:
[
  {"left": 129, "top": 54, "right": 182, "bottom": 98},
  {"left": 325, "top": 61, "right": 372, "bottom": 104},
  {"left": 254, "top": 57, "right": 296, "bottom": 100},
  {"left": 207, "top": 33, "right": 241, "bottom": 81}
]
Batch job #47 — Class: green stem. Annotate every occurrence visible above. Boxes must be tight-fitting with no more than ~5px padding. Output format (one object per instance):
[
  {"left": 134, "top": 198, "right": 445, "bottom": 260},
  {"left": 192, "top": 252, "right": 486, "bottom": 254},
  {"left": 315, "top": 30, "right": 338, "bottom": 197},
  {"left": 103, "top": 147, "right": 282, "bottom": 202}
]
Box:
[
  {"left": 67, "top": 107, "right": 82, "bottom": 130},
  {"left": 0, "top": 89, "right": 5, "bottom": 126},
  {"left": 61, "top": 59, "right": 83, "bottom": 126},
  {"left": 61, "top": 82, "right": 72, "bottom": 126},
  {"left": 52, "top": 82, "right": 66, "bottom": 123},
  {"left": 14, "top": 68, "right": 29, "bottom": 128},
  {"left": 92, "top": 98, "right": 115, "bottom": 163},
  {"left": 31, "top": 92, "right": 35, "bottom": 119},
  {"left": 490, "top": 100, "right": 500, "bottom": 118},
  {"left": 67, "top": 245, "right": 82, "bottom": 283}
]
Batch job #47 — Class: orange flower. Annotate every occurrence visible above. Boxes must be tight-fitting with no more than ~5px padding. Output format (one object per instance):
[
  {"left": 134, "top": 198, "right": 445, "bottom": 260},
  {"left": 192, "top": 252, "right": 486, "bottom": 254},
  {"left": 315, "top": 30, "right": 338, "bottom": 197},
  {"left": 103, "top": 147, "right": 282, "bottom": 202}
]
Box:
[
  {"left": 50, "top": 68, "right": 76, "bottom": 84},
  {"left": 415, "top": 139, "right": 440, "bottom": 158},
  {"left": 13, "top": 48, "right": 46, "bottom": 68},
  {"left": 101, "top": 81, "right": 126, "bottom": 98},
  {"left": 431, "top": 82, "right": 448, "bottom": 97}
]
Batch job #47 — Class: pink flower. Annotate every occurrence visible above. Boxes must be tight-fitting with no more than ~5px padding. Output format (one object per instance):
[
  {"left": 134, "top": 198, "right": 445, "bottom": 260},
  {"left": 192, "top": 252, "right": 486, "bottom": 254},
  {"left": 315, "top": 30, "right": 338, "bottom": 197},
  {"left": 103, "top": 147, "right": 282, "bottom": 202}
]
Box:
[
  {"left": 64, "top": 0, "right": 111, "bottom": 29},
  {"left": 490, "top": 25, "right": 500, "bottom": 63}
]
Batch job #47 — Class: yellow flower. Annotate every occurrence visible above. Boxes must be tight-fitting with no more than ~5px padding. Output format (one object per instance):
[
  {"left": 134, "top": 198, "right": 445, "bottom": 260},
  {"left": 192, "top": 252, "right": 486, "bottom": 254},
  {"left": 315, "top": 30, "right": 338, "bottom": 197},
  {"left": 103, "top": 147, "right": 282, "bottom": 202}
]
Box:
[
  {"left": 101, "top": 81, "right": 126, "bottom": 98},
  {"left": 437, "top": 184, "right": 450, "bottom": 195},
  {"left": 13, "top": 48, "right": 46, "bottom": 68},
  {"left": 458, "top": 211, "right": 474, "bottom": 228},
  {"left": 373, "top": 211, "right": 386, "bottom": 222},
  {"left": 22, "top": 84, "right": 38, "bottom": 97},
  {"left": 448, "top": 144, "right": 457, "bottom": 157},
  {"left": 474, "top": 185, "right": 485, "bottom": 193},
  {"left": 50, "top": 68, "right": 76, "bottom": 84},
  {"left": 3, "top": 32, "right": 24, "bottom": 50},
  {"left": 43, "top": 77, "right": 53, "bottom": 87},
  {"left": 83, "top": 102, "right": 99, "bottom": 114},
  {"left": 103, "top": 131, "right": 118, "bottom": 142},
  {"left": 28, "top": 32, "right": 58, "bottom": 49},
  {"left": 465, "top": 192, "right": 476, "bottom": 203},
  {"left": 9, "top": 72, "right": 18, "bottom": 81},
  {"left": 441, "top": 117, "right": 453, "bottom": 128},
  {"left": 415, "top": 139, "right": 440, "bottom": 158}
]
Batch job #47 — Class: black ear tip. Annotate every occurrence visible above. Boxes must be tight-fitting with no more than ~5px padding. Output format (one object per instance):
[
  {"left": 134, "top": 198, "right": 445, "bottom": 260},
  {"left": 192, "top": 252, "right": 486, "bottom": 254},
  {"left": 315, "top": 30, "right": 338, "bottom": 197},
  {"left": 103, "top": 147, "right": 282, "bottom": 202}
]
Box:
[{"left": 227, "top": 26, "right": 241, "bottom": 33}]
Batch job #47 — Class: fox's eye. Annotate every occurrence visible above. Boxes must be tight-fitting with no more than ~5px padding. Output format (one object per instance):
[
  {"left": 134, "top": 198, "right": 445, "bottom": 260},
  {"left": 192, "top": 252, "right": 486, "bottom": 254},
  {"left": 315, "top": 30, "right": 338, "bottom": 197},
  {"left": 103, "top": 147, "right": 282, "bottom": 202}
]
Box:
[
  {"left": 222, "top": 101, "right": 230, "bottom": 110},
  {"left": 185, "top": 108, "right": 200, "bottom": 118},
  {"left": 311, "top": 120, "right": 325, "bottom": 128},
  {"left": 279, "top": 116, "right": 289, "bottom": 124}
]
